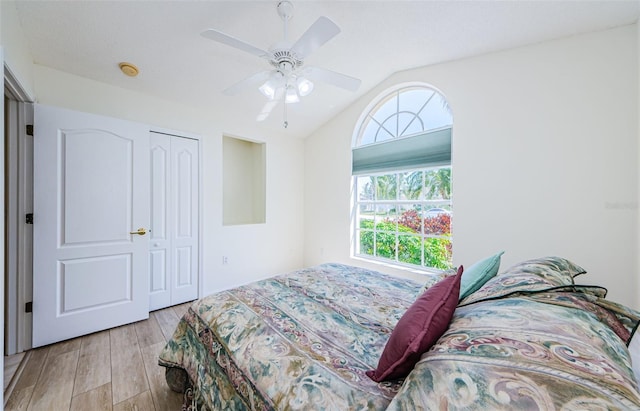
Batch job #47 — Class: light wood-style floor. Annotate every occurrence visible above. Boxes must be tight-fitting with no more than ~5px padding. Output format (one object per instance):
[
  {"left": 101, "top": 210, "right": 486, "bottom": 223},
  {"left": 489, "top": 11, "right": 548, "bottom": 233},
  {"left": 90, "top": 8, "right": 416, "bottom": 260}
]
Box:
[{"left": 4, "top": 303, "right": 192, "bottom": 411}]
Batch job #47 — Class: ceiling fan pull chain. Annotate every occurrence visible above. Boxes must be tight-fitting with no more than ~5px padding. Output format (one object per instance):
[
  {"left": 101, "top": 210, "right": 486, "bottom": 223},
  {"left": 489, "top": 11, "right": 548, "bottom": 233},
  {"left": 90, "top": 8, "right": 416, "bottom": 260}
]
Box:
[{"left": 283, "top": 98, "right": 288, "bottom": 128}]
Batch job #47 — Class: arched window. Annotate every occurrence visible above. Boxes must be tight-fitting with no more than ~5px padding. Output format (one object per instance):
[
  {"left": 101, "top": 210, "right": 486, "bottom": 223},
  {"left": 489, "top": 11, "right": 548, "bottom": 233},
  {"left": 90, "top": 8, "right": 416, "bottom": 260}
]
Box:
[{"left": 352, "top": 84, "right": 453, "bottom": 271}]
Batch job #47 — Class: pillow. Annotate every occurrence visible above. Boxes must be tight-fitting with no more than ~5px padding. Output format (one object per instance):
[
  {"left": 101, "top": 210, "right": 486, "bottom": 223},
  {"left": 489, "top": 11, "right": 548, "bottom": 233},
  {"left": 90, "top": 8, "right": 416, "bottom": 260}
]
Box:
[
  {"left": 459, "top": 256, "right": 586, "bottom": 306},
  {"left": 366, "top": 265, "right": 463, "bottom": 382},
  {"left": 459, "top": 251, "right": 504, "bottom": 300}
]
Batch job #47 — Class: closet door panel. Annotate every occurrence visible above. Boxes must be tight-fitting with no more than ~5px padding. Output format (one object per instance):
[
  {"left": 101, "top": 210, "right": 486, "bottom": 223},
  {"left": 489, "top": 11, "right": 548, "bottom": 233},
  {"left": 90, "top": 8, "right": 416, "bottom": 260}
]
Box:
[
  {"left": 171, "top": 136, "right": 199, "bottom": 305},
  {"left": 149, "top": 133, "right": 171, "bottom": 311}
]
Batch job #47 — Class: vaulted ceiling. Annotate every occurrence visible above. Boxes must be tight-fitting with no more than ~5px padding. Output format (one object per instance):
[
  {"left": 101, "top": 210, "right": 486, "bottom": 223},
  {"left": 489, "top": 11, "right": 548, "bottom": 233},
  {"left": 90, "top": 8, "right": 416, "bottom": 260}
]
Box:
[{"left": 13, "top": 1, "right": 640, "bottom": 137}]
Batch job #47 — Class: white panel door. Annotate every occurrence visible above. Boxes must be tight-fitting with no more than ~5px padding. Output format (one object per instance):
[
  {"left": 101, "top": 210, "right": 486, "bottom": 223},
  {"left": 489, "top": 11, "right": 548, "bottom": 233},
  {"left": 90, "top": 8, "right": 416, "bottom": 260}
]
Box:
[
  {"left": 149, "top": 132, "right": 199, "bottom": 310},
  {"left": 33, "top": 104, "right": 150, "bottom": 347}
]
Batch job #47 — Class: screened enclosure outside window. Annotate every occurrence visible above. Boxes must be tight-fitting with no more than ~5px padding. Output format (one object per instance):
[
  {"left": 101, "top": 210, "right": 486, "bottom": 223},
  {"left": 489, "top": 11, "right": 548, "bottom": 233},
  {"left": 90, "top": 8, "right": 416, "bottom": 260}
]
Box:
[{"left": 352, "top": 85, "right": 453, "bottom": 271}]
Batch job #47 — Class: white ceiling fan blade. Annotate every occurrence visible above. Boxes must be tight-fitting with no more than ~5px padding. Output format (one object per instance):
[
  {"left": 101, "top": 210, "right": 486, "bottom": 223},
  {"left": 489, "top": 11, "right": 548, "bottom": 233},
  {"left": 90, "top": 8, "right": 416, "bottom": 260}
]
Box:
[
  {"left": 291, "top": 16, "right": 340, "bottom": 60},
  {"left": 305, "top": 66, "right": 362, "bottom": 92},
  {"left": 256, "top": 88, "right": 285, "bottom": 121},
  {"left": 223, "top": 71, "right": 271, "bottom": 96},
  {"left": 256, "top": 100, "right": 279, "bottom": 122},
  {"left": 201, "top": 29, "right": 271, "bottom": 59}
]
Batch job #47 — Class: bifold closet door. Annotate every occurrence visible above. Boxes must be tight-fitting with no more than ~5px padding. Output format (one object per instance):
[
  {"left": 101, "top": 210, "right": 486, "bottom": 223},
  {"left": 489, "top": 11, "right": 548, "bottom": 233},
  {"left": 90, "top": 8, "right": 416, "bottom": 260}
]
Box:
[{"left": 149, "top": 132, "right": 199, "bottom": 311}]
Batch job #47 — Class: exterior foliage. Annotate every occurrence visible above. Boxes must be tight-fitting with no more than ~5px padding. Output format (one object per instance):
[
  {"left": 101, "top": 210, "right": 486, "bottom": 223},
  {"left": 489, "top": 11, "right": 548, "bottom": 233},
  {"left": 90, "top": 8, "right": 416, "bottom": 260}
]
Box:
[
  {"left": 397, "top": 209, "right": 451, "bottom": 235},
  {"left": 360, "top": 215, "right": 452, "bottom": 270},
  {"left": 356, "top": 166, "right": 453, "bottom": 271}
]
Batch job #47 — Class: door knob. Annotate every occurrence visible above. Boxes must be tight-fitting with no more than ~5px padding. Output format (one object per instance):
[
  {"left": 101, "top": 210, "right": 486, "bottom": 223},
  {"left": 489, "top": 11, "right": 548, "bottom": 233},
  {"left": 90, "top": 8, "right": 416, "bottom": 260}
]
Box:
[{"left": 129, "top": 228, "right": 147, "bottom": 236}]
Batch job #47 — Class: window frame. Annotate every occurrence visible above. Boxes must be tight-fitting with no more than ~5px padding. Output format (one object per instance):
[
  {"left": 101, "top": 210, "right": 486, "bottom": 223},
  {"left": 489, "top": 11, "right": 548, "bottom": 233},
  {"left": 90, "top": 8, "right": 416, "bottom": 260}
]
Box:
[{"left": 351, "top": 83, "right": 453, "bottom": 273}]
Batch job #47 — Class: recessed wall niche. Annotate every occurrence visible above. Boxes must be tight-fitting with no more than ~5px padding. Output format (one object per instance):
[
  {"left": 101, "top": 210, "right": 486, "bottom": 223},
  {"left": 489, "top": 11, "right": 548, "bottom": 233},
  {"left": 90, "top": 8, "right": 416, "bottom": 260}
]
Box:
[{"left": 222, "top": 135, "right": 266, "bottom": 225}]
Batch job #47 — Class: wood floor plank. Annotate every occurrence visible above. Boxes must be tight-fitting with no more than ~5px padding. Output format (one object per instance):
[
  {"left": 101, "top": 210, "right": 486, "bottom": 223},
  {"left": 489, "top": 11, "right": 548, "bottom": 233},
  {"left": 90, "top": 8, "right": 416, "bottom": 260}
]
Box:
[
  {"left": 5, "top": 351, "right": 28, "bottom": 403},
  {"left": 70, "top": 383, "right": 112, "bottom": 411},
  {"left": 141, "top": 342, "right": 183, "bottom": 411},
  {"left": 152, "top": 309, "right": 180, "bottom": 342},
  {"left": 4, "top": 352, "right": 26, "bottom": 390},
  {"left": 113, "top": 390, "right": 155, "bottom": 411},
  {"left": 171, "top": 301, "right": 192, "bottom": 319},
  {"left": 13, "top": 347, "right": 49, "bottom": 391},
  {"left": 27, "top": 349, "right": 79, "bottom": 411},
  {"left": 74, "top": 330, "right": 111, "bottom": 396},
  {"left": 134, "top": 315, "right": 165, "bottom": 349},
  {"left": 48, "top": 337, "right": 82, "bottom": 357},
  {"left": 110, "top": 324, "right": 149, "bottom": 405},
  {"left": 5, "top": 386, "right": 34, "bottom": 411}
]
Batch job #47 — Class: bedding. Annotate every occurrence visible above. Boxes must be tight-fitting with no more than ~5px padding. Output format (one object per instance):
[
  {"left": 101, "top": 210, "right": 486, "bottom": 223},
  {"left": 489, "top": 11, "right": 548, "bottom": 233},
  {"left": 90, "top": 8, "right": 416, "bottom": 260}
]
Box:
[
  {"left": 158, "top": 263, "right": 425, "bottom": 410},
  {"left": 159, "top": 257, "right": 640, "bottom": 410}
]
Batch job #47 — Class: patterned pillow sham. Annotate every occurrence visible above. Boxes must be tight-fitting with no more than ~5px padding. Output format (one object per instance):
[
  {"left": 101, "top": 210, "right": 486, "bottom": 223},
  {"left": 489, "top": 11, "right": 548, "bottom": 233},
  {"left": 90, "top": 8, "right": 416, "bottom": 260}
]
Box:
[
  {"left": 459, "top": 256, "right": 586, "bottom": 305},
  {"left": 387, "top": 293, "right": 640, "bottom": 410},
  {"left": 418, "top": 269, "right": 457, "bottom": 295}
]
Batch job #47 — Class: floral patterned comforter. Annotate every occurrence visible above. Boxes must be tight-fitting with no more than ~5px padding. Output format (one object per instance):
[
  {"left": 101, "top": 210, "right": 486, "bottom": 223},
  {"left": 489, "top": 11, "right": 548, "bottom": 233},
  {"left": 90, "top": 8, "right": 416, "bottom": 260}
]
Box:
[{"left": 158, "top": 263, "right": 424, "bottom": 410}]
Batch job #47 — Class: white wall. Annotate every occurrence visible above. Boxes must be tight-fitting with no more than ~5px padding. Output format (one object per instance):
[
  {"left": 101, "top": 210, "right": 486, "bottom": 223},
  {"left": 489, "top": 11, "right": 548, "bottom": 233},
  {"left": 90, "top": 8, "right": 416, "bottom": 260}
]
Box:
[
  {"left": 2, "top": 0, "right": 305, "bottom": 298},
  {"left": 1, "top": 0, "right": 35, "bottom": 99},
  {"left": 304, "top": 24, "right": 640, "bottom": 308},
  {"left": 30, "top": 65, "right": 306, "bottom": 295}
]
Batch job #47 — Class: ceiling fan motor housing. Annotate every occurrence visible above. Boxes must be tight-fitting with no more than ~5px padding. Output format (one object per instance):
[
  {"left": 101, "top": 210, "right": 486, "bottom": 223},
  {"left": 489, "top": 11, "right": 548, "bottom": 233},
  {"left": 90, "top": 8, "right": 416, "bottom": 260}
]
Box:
[{"left": 270, "top": 49, "right": 303, "bottom": 74}]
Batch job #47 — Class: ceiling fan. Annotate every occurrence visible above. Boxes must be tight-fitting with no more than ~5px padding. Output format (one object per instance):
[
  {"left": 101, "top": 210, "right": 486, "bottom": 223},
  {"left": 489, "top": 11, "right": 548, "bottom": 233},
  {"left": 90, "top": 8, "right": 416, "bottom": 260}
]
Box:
[{"left": 201, "top": 1, "right": 361, "bottom": 126}]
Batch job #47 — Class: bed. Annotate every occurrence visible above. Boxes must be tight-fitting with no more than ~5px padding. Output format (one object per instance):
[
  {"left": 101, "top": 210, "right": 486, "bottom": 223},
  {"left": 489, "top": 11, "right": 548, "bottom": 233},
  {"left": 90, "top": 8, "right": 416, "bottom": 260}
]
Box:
[{"left": 158, "top": 257, "right": 640, "bottom": 410}]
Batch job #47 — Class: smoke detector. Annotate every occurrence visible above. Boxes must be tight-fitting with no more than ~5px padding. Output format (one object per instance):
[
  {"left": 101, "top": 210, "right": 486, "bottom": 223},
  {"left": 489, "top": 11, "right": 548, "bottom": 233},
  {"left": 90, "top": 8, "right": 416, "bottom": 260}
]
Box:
[{"left": 119, "top": 62, "right": 139, "bottom": 77}]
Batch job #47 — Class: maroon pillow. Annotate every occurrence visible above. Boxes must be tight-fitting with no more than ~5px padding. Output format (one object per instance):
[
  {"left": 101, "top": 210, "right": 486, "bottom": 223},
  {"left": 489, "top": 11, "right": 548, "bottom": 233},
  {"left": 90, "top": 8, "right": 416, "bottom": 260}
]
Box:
[{"left": 366, "top": 265, "right": 463, "bottom": 382}]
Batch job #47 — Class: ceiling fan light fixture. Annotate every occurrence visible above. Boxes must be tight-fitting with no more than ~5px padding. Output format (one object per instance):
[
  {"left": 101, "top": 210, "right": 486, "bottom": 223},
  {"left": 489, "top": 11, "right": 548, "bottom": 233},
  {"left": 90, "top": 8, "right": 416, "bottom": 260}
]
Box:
[
  {"left": 201, "top": 0, "right": 360, "bottom": 125},
  {"left": 296, "top": 77, "right": 314, "bottom": 96},
  {"left": 259, "top": 81, "right": 277, "bottom": 100},
  {"left": 285, "top": 86, "right": 300, "bottom": 104}
]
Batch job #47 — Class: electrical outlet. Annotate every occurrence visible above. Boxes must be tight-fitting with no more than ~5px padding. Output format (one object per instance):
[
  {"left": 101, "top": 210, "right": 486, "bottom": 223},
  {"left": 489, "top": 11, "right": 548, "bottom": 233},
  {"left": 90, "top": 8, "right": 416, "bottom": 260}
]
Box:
[{"left": 222, "top": 256, "right": 228, "bottom": 265}]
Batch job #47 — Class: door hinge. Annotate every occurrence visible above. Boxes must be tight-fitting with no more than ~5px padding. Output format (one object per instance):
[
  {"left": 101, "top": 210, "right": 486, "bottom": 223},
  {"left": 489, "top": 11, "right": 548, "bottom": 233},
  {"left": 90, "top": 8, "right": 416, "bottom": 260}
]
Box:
[
  {"left": 25, "top": 213, "right": 33, "bottom": 224},
  {"left": 25, "top": 302, "right": 33, "bottom": 313},
  {"left": 26, "top": 124, "right": 34, "bottom": 136}
]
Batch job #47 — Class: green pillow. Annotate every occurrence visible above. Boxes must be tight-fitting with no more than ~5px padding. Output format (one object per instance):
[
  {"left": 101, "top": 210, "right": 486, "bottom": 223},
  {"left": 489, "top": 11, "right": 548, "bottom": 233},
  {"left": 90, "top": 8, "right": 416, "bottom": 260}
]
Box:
[{"left": 459, "top": 251, "right": 504, "bottom": 300}]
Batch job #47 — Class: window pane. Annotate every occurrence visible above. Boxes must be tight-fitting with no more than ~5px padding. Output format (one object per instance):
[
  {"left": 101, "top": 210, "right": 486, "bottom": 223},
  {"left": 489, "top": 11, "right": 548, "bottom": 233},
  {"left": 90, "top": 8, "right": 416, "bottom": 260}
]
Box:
[
  {"left": 424, "top": 208, "right": 451, "bottom": 235},
  {"left": 374, "top": 204, "right": 396, "bottom": 228},
  {"left": 358, "top": 204, "right": 374, "bottom": 229},
  {"left": 398, "top": 203, "right": 422, "bottom": 234},
  {"left": 398, "top": 233, "right": 422, "bottom": 265},
  {"left": 399, "top": 171, "right": 423, "bottom": 200},
  {"left": 375, "top": 174, "right": 397, "bottom": 200},
  {"left": 419, "top": 93, "right": 452, "bottom": 131},
  {"left": 359, "top": 119, "right": 378, "bottom": 146},
  {"left": 424, "top": 168, "right": 451, "bottom": 200},
  {"left": 378, "top": 117, "right": 397, "bottom": 142},
  {"left": 372, "top": 93, "right": 398, "bottom": 127},
  {"left": 375, "top": 230, "right": 396, "bottom": 259},
  {"left": 424, "top": 237, "right": 453, "bottom": 270},
  {"left": 357, "top": 176, "right": 374, "bottom": 201},
  {"left": 400, "top": 116, "right": 424, "bottom": 137},
  {"left": 358, "top": 229, "right": 374, "bottom": 256},
  {"left": 399, "top": 88, "right": 434, "bottom": 113},
  {"left": 397, "top": 112, "right": 420, "bottom": 138}
]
